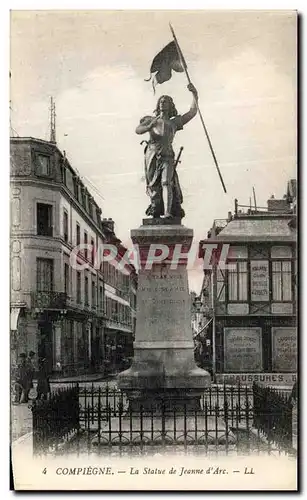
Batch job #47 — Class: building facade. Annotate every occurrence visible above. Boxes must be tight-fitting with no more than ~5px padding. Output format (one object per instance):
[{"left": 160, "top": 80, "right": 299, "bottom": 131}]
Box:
[
  {"left": 10, "top": 137, "right": 137, "bottom": 376},
  {"left": 199, "top": 181, "right": 297, "bottom": 387}
]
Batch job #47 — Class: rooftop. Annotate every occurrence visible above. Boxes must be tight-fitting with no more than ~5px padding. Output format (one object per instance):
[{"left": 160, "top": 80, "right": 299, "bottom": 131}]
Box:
[
  {"left": 214, "top": 217, "right": 296, "bottom": 242},
  {"left": 203, "top": 179, "right": 297, "bottom": 243}
]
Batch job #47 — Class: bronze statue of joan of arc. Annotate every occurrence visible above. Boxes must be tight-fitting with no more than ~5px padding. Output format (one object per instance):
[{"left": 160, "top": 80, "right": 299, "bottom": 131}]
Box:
[{"left": 136, "top": 83, "right": 198, "bottom": 219}]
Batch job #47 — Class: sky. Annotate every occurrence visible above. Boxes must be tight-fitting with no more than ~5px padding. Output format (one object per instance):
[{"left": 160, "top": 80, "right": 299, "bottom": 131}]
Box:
[{"left": 10, "top": 9, "right": 297, "bottom": 293}]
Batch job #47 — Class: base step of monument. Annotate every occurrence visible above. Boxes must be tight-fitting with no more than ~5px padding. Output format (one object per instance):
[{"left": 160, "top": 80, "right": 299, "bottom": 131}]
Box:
[
  {"left": 91, "top": 416, "right": 236, "bottom": 446},
  {"left": 142, "top": 217, "right": 182, "bottom": 226}
]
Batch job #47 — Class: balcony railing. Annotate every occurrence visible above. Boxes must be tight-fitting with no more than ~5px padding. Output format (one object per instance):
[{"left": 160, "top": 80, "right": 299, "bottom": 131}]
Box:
[{"left": 32, "top": 291, "right": 68, "bottom": 310}]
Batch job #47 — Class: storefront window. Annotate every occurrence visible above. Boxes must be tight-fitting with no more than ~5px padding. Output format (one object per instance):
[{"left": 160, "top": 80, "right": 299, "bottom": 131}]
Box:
[
  {"left": 228, "top": 261, "right": 248, "bottom": 301},
  {"left": 272, "top": 260, "right": 292, "bottom": 301}
]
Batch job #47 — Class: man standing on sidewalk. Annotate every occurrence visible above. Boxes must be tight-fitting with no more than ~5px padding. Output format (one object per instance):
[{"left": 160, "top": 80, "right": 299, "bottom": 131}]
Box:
[
  {"left": 13, "top": 353, "right": 30, "bottom": 404},
  {"left": 22, "top": 351, "right": 36, "bottom": 403}
]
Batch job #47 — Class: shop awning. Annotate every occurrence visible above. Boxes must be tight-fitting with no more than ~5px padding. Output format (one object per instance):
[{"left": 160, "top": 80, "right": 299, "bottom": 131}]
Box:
[{"left": 10, "top": 308, "right": 21, "bottom": 331}]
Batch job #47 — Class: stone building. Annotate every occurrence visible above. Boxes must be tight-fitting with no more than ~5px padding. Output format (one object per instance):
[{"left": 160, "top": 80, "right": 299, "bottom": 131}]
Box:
[
  {"left": 198, "top": 180, "right": 297, "bottom": 386},
  {"left": 10, "top": 136, "right": 137, "bottom": 376}
]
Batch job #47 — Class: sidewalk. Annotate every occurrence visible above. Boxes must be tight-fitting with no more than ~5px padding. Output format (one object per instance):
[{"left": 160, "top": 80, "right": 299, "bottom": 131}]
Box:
[
  {"left": 11, "top": 375, "right": 117, "bottom": 443},
  {"left": 11, "top": 403, "right": 32, "bottom": 442},
  {"left": 35, "top": 372, "right": 115, "bottom": 384}
]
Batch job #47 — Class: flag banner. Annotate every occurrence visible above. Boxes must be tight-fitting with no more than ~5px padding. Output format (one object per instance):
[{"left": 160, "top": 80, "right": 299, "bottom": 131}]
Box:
[{"left": 145, "top": 41, "right": 184, "bottom": 92}]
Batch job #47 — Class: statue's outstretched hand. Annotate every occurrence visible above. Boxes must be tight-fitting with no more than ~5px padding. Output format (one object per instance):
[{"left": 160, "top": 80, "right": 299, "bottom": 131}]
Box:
[{"left": 187, "top": 83, "right": 198, "bottom": 101}]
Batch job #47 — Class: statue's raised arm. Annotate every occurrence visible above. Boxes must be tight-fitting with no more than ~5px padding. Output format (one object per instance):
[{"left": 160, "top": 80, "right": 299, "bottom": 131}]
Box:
[{"left": 181, "top": 83, "right": 199, "bottom": 126}]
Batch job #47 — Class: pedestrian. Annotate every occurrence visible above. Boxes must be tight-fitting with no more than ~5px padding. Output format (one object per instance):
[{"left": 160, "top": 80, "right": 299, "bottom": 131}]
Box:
[
  {"left": 14, "top": 353, "right": 32, "bottom": 404},
  {"left": 36, "top": 358, "right": 50, "bottom": 400},
  {"left": 25, "top": 350, "right": 36, "bottom": 401}
]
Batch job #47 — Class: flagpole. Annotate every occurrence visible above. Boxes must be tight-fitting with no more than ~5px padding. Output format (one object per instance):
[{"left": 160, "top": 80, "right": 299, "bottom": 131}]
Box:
[{"left": 169, "top": 23, "right": 227, "bottom": 194}]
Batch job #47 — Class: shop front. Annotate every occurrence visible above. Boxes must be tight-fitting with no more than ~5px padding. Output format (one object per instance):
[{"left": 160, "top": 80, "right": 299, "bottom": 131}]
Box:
[{"left": 215, "top": 318, "right": 297, "bottom": 388}]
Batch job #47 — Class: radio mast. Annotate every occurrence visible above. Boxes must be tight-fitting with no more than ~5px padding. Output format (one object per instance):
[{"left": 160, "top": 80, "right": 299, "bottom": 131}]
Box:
[{"left": 50, "top": 96, "right": 56, "bottom": 143}]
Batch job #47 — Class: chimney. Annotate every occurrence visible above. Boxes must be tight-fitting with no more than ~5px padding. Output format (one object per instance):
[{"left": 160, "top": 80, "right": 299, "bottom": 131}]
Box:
[
  {"left": 287, "top": 179, "right": 297, "bottom": 202},
  {"left": 267, "top": 197, "right": 290, "bottom": 212},
  {"left": 102, "top": 217, "right": 114, "bottom": 232}
]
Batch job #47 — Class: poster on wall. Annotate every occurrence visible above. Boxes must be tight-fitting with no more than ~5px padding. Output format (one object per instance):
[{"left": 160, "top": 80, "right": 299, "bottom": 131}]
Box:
[
  {"left": 250, "top": 260, "right": 270, "bottom": 301},
  {"left": 224, "top": 328, "right": 262, "bottom": 372},
  {"left": 272, "top": 327, "right": 297, "bottom": 372}
]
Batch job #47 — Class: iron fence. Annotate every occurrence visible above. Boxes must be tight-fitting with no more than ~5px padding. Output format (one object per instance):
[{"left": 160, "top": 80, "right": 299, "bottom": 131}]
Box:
[
  {"left": 31, "top": 382, "right": 295, "bottom": 456},
  {"left": 253, "top": 382, "right": 294, "bottom": 451},
  {"left": 77, "top": 383, "right": 253, "bottom": 426},
  {"left": 31, "top": 291, "right": 68, "bottom": 309},
  {"left": 32, "top": 385, "right": 79, "bottom": 453}
]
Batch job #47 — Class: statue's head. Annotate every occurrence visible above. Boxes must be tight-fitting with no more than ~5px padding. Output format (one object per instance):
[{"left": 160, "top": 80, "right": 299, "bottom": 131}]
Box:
[{"left": 154, "top": 95, "right": 178, "bottom": 117}]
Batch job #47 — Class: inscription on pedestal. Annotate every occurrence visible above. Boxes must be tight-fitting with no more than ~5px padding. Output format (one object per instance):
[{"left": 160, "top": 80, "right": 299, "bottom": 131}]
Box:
[{"left": 136, "top": 268, "right": 190, "bottom": 342}]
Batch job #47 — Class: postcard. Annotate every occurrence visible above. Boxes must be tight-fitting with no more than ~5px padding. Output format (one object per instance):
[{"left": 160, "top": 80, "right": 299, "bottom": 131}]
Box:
[{"left": 10, "top": 9, "right": 297, "bottom": 491}]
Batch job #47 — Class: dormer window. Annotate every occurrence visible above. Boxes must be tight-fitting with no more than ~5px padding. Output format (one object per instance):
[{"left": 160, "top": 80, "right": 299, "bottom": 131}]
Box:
[
  {"left": 73, "top": 176, "right": 79, "bottom": 199},
  {"left": 36, "top": 154, "right": 50, "bottom": 177},
  {"left": 88, "top": 199, "right": 93, "bottom": 218},
  {"left": 81, "top": 187, "right": 86, "bottom": 208}
]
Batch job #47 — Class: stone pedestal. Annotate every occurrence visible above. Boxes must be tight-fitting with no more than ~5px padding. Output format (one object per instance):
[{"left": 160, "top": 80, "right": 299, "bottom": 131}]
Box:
[{"left": 117, "top": 220, "right": 211, "bottom": 411}]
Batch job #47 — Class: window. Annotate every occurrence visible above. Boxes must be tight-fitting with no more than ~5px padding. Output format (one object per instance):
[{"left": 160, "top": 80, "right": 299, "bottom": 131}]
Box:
[
  {"left": 92, "top": 280, "right": 96, "bottom": 308},
  {"left": 228, "top": 261, "right": 248, "bottom": 301},
  {"left": 76, "top": 223, "right": 80, "bottom": 246},
  {"left": 84, "top": 276, "right": 89, "bottom": 305},
  {"left": 84, "top": 232, "right": 88, "bottom": 260},
  {"left": 229, "top": 246, "right": 248, "bottom": 259},
  {"left": 37, "top": 258, "right": 53, "bottom": 292},
  {"left": 36, "top": 154, "right": 50, "bottom": 176},
  {"left": 111, "top": 265, "right": 115, "bottom": 287},
  {"left": 112, "top": 300, "right": 118, "bottom": 320},
  {"left": 271, "top": 246, "right": 292, "bottom": 259},
  {"left": 119, "top": 303, "right": 123, "bottom": 323},
  {"left": 76, "top": 271, "right": 81, "bottom": 304},
  {"left": 63, "top": 210, "right": 68, "bottom": 243},
  {"left": 73, "top": 176, "right": 79, "bottom": 200},
  {"left": 61, "top": 164, "right": 67, "bottom": 185},
  {"left": 216, "top": 267, "right": 226, "bottom": 302},
  {"left": 64, "top": 263, "right": 69, "bottom": 295},
  {"left": 91, "top": 238, "right": 95, "bottom": 265},
  {"left": 81, "top": 188, "right": 86, "bottom": 208},
  {"left": 99, "top": 285, "right": 103, "bottom": 311},
  {"left": 37, "top": 203, "right": 53, "bottom": 236},
  {"left": 272, "top": 261, "right": 292, "bottom": 301},
  {"left": 88, "top": 200, "right": 93, "bottom": 218}
]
